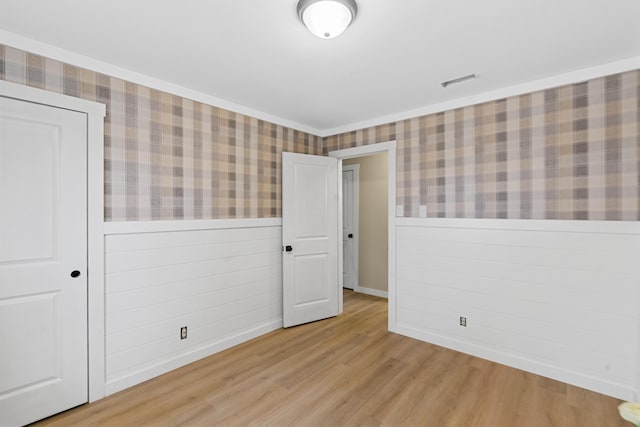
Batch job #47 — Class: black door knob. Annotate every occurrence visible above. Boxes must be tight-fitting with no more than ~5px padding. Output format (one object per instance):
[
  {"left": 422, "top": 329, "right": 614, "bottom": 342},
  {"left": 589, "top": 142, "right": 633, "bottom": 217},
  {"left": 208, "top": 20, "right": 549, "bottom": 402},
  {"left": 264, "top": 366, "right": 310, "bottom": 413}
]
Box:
[
  {"left": 348, "top": 233, "right": 353, "bottom": 238},
  {"left": 285, "top": 245, "right": 293, "bottom": 252},
  {"left": 70, "top": 270, "right": 81, "bottom": 278}
]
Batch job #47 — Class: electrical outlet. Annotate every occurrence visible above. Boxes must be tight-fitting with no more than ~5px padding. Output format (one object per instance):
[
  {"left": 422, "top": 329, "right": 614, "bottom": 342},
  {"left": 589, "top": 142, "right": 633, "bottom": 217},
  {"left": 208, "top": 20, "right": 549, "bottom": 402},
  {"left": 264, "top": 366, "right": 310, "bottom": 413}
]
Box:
[
  {"left": 459, "top": 317, "right": 467, "bottom": 327},
  {"left": 180, "top": 326, "right": 188, "bottom": 340}
]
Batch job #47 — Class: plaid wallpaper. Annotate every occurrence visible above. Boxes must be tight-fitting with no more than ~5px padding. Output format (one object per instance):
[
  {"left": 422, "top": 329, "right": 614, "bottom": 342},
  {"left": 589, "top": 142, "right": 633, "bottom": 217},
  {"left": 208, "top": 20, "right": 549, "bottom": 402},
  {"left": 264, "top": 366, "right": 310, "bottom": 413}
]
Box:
[
  {"left": 1, "top": 44, "right": 638, "bottom": 222},
  {"left": 324, "top": 70, "right": 640, "bottom": 220},
  {"left": 0, "top": 44, "right": 322, "bottom": 221}
]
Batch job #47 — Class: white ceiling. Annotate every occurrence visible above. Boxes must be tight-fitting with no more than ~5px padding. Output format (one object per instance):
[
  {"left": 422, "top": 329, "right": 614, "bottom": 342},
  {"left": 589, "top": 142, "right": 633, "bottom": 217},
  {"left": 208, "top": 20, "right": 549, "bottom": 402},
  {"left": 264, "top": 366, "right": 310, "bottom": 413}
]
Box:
[{"left": 1, "top": 0, "right": 639, "bottom": 135}]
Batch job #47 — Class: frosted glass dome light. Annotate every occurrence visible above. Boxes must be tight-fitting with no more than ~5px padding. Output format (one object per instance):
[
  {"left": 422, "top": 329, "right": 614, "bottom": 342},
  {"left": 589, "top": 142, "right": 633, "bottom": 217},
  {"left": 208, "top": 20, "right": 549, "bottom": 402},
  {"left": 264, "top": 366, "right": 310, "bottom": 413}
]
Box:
[{"left": 297, "top": 0, "right": 358, "bottom": 39}]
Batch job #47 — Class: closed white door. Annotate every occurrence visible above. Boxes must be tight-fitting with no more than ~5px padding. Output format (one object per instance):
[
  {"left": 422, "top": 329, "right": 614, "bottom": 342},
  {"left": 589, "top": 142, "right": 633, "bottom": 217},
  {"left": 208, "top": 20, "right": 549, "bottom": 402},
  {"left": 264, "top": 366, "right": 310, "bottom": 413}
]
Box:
[
  {"left": 282, "top": 152, "right": 339, "bottom": 328},
  {"left": 342, "top": 165, "right": 358, "bottom": 290},
  {"left": 0, "top": 97, "right": 88, "bottom": 426}
]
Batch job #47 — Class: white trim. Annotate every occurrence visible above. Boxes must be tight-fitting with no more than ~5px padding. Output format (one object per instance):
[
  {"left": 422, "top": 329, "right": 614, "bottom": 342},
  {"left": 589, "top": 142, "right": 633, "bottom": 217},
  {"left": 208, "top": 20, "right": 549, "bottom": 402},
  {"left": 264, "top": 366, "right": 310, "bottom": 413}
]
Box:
[
  {"left": 0, "top": 29, "right": 322, "bottom": 136},
  {"left": 342, "top": 164, "right": 359, "bottom": 291},
  {"left": 329, "top": 141, "right": 397, "bottom": 332},
  {"left": 104, "top": 217, "right": 282, "bottom": 235},
  {"left": 396, "top": 217, "right": 640, "bottom": 235},
  {"left": 330, "top": 141, "right": 397, "bottom": 160},
  {"left": 356, "top": 287, "right": 388, "bottom": 299},
  {"left": 86, "top": 97, "right": 105, "bottom": 404},
  {"left": 336, "top": 158, "right": 344, "bottom": 315},
  {"left": 395, "top": 322, "right": 636, "bottom": 401},
  {"left": 104, "top": 319, "right": 282, "bottom": 396},
  {"left": 322, "top": 55, "right": 640, "bottom": 137},
  {"left": 0, "top": 79, "right": 107, "bottom": 402}
]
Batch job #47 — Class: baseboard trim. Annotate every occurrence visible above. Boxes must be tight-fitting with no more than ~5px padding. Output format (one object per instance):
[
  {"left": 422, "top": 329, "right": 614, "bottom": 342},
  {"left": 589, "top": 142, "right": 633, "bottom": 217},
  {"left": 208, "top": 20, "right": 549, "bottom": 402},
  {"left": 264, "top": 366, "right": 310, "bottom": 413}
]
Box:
[
  {"left": 105, "top": 319, "right": 282, "bottom": 396},
  {"left": 355, "top": 286, "right": 388, "bottom": 299},
  {"left": 394, "top": 322, "right": 637, "bottom": 401}
]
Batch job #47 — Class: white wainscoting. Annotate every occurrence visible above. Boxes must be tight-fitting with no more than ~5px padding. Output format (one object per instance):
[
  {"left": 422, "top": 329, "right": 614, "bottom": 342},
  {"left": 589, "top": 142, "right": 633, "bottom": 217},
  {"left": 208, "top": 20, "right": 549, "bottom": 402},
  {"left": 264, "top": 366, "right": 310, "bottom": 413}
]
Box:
[
  {"left": 103, "top": 219, "right": 283, "bottom": 395},
  {"left": 395, "top": 218, "right": 640, "bottom": 401}
]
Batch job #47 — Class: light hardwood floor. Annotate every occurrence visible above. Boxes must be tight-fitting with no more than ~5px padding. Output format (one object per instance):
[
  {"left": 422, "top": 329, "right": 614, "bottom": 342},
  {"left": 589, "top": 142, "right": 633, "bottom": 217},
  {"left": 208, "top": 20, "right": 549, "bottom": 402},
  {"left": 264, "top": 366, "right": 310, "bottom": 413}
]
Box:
[{"left": 36, "top": 291, "right": 626, "bottom": 426}]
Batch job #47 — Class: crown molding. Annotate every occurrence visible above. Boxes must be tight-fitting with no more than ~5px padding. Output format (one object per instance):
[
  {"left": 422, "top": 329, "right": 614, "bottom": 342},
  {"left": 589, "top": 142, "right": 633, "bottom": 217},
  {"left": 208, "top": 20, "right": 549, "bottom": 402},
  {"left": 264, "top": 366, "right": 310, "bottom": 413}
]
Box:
[{"left": 0, "top": 29, "right": 323, "bottom": 136}]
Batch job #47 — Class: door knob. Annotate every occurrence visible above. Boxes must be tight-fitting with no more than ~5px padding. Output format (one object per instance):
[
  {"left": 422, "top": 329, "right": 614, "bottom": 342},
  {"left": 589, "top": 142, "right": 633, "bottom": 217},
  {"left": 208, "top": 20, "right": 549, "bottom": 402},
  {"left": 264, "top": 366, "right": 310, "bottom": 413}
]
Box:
[
  {"left": 285, "top": 245, "right": 293, "bottom": 252},
  {"left": 348, "top": 234, "right": 353, "bottom": 238},
  {"left": 70, "top": 270, "right": 81, "bottom": 278}
]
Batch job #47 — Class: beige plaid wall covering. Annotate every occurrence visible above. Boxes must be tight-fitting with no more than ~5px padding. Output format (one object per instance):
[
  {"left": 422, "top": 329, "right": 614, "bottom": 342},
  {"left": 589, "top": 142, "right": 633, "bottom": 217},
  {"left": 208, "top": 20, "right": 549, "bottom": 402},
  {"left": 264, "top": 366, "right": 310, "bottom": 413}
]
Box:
[
  {"left": 0, "top": 44, "right": 322, "bottom": 221},
  {"left": 1, "top": 44, "right": 638, "bottom": 221},
  {"left": 324, "top": 70, "right": 640, "bottom": 220}
]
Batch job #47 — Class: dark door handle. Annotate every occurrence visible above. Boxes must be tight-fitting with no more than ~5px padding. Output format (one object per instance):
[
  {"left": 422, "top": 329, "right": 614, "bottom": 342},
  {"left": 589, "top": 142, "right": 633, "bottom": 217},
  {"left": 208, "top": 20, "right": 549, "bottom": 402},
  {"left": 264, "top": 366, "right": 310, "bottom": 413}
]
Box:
[
  {"left": 70, "top": 270, "right": 81, "bottom": 278},
  {"left": 348, "top": 234, "right": 353, "bottom": 238},
  {"left": 285, "top": 245, "right": 293, "bottom": 252}
]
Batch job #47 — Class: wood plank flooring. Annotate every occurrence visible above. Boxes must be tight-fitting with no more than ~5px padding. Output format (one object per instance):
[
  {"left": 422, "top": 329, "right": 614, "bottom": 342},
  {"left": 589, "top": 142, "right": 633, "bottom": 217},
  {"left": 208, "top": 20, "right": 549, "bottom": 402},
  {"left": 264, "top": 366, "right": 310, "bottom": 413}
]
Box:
[{"left": 36, "top": 291, "right": 626, "bottom": 426}]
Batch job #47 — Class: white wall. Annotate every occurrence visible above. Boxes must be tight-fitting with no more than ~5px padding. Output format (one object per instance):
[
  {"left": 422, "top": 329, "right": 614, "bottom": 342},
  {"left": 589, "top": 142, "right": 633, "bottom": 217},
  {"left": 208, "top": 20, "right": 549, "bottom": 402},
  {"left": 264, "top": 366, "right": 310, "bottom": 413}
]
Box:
[
  {"left": 103, "top": 219, "right": 282, "bottom": 395},
  {"left": 394, "top": 218, "right": 640, "bottom": 401},
  {"left": 100, "top": 216, "right": 640, "bottom": 401}
]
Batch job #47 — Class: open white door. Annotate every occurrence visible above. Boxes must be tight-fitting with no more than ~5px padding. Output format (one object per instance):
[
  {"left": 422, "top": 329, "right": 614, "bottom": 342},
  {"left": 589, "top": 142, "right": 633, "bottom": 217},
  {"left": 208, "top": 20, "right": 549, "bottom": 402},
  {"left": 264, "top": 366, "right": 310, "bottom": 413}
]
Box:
[
  {"left": 0, "top": 97, "right": 88, "bottom": 426},
  {"left": 282, "top": 152, "right": 339, "bottom": 328}
]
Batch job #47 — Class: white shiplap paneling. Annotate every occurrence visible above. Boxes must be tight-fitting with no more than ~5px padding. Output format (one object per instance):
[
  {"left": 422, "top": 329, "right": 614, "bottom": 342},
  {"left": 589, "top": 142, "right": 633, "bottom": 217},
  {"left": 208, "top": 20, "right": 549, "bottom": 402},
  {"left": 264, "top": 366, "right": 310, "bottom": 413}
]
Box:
[
  {"left": 395, "top": 218, "right": 640, "bottom": 401},
  {"left": 104, "top": 221, "right": 282, "bottom": 395}
]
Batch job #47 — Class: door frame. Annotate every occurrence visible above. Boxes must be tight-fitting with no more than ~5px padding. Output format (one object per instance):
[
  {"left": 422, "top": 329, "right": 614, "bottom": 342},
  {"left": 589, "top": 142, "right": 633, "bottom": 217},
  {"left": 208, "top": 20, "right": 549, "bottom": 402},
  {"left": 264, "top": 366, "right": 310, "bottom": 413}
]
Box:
[
  {"left": 341, "top": 164, "right": 359, "bottom": 292},
  {"left": 329, "top": 140, "right": 397, "bottom": 331},
  {"left": 0, "top": 80, "right": 107, "bottom": 402}
]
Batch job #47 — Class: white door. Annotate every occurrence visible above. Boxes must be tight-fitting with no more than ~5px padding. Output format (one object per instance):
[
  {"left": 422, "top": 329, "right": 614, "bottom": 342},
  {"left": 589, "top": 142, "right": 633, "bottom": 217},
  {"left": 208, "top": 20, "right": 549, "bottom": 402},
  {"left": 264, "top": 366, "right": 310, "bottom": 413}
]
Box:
[
  {"left": 342, "top": 165, "right": 358, "bottom": 290},
  {"left": 282, "top": 152, "right": 339, "bottom": 328},
  {"left": 0, "top": 97, "right": 88, "bottom": 426}
]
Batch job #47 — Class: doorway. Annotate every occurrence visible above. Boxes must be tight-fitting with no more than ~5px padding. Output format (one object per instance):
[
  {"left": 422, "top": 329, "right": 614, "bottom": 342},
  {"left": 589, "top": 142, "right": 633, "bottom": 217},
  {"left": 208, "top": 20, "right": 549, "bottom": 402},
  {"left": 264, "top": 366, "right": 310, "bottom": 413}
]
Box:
[
  {"left": 341, "top": 164, "right": 359, "bottom": 290},
  {"left": 342, "top": 153, "right": 388, "bottom": 298},
  {"left": 329, "top": 141, "right": 396, "bottom": 331}
]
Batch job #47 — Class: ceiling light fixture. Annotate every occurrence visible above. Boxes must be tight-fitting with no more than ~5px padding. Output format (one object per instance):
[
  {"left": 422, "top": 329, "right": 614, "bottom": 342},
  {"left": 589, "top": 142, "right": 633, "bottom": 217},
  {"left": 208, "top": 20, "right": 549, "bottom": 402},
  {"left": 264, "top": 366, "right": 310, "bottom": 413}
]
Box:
[{"left": 297, "top": 0, "right": 358, "bottom": 39}]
